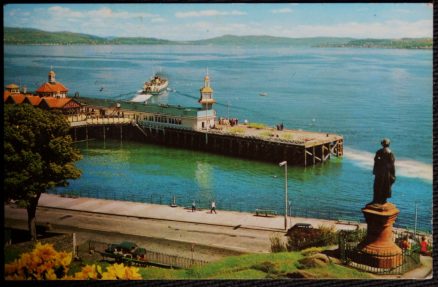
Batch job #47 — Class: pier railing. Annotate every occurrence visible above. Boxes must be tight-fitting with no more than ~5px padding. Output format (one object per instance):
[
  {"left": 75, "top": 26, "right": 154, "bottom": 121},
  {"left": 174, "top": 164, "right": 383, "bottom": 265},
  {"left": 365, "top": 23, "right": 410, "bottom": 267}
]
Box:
[{"left": 67, "top": 114, "right": 134, "bottom": 127}]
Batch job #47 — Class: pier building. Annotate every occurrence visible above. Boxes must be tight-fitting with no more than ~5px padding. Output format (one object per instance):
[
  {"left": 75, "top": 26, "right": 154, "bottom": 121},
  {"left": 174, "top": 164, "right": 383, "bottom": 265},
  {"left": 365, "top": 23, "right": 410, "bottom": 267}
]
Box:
[
  {"left": 4, "top": 69, "right": 81, "bottom": 113},
  {"left": 35, "top": 68, "right": 69, "bottom": 98}
]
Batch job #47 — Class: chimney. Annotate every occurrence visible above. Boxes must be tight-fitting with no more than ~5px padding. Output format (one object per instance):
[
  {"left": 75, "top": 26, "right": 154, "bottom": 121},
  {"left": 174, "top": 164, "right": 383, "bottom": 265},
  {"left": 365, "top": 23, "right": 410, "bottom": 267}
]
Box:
[{"left": 22, "top": 86, "right": 27, "bottom": 94}]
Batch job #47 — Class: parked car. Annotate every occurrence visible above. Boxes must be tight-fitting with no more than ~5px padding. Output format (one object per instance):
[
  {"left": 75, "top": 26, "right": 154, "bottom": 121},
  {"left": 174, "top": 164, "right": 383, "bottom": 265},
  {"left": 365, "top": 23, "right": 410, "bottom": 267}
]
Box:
[
  {"left": 286, "top": 223, "right": 313, "bottom": 236},
  {"left": 105, "top": 241, "right": 147, "bottom": 261}
]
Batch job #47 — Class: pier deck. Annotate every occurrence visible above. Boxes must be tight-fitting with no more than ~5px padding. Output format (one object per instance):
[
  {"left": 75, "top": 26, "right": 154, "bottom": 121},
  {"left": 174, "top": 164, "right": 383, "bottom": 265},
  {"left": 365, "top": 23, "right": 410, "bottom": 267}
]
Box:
[{"left": 67, "top": 98, "right": 343, "bottom": 166}]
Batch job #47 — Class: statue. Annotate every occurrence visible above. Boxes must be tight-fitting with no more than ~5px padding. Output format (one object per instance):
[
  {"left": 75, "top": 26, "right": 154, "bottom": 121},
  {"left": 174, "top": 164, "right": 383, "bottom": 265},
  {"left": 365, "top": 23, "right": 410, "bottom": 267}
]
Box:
[{"left": 372, "top": 138, "right": 396, "bottom": 204}]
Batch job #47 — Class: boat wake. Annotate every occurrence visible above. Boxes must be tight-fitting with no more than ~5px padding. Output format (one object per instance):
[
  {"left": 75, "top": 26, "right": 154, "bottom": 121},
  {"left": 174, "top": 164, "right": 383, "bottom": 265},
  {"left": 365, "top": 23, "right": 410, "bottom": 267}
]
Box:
[
  {"left": 343, "top": 148, "right": 432, "bottom": 182},
  {"left": 131, "top": 91, "right": 153, "bottom": 103}
]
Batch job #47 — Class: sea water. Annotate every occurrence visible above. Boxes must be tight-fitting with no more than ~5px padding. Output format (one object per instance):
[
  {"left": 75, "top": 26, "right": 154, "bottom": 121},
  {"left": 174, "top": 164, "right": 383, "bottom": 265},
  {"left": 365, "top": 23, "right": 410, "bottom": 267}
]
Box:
[{"left": 4, "top": 45, "right": 432, "bottom": 231}]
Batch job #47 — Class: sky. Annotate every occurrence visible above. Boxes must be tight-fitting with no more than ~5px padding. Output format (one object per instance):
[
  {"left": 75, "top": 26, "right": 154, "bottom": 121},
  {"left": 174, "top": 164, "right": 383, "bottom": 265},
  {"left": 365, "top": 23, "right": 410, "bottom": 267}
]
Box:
[{"left": 4, "top": 3, "right": 433, "bottom": 40}]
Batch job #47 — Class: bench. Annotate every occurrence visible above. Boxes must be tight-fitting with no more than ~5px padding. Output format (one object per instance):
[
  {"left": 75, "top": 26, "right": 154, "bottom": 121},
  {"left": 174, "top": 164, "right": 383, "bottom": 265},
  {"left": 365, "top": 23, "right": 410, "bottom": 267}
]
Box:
[{"left": 255, "top": 209, "right": 277, "bottom": 217}]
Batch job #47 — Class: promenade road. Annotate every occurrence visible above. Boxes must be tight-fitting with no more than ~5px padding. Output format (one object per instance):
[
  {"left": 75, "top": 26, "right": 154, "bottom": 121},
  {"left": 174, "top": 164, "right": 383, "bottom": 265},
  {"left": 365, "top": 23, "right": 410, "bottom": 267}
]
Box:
[
  {"left": 4, "top": 194, "right": 432, "bottom": 278},
  {"left": 37, "top": 194, "right": 363, "bottom": 232},
  {"left": 4, "top": 194, "right": 360, "bottom": 260}
]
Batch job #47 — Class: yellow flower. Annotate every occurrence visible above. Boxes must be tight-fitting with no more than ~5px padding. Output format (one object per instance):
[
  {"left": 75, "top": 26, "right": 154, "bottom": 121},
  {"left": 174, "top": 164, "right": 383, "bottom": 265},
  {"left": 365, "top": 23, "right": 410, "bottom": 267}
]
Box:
[
  {"left": 123, "top": 266, "right": 142, "bottom": 280},
  {"left": 34, "top": 243, "right": 57, "bottom": 262},
  {"left": 45, "top": 269, "right": 58, "bottom": 280},
  {"left": 57, "top": 251, "right": 72, "bottom": 269},
  {"left": 74, "top": 264, "right": 100, "bottom": 280},
  {"left": 101, "top": 263, "right": 142, "bottom": 280}
]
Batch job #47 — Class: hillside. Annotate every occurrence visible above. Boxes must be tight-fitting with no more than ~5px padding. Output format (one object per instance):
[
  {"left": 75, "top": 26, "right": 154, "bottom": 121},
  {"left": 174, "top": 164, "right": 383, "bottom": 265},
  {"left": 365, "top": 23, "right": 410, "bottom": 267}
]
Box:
[
  {"left": 3, "top": 27, "right": 432, "bottom": 49},
  {"left": 189, "top": 34, "right": 354, "bottom": 47},
  {"left": 322, "top": 38, "right": 433, "bottom": 49},
  {"left": 4, "top": 27, "right": 106, "bottom": 45}
]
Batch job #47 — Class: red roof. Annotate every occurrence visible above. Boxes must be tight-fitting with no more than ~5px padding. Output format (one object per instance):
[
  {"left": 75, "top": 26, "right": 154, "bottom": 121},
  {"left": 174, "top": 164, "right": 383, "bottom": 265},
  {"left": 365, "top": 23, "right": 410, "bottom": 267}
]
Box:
[
  {"left": 8, "top": 94, "right": 26, "bottom": 104},
  {"left": 4, "top": 91, "right": 12, "bottom": 101},
  {"left": 40, "top": 97, "right": 73, "bottom": 108},
  {"left": 36, "top": 82, "right": 69, "bottom": 93},
  {"left": 24, "top": 95, "right": 43, "bottom": 106}
]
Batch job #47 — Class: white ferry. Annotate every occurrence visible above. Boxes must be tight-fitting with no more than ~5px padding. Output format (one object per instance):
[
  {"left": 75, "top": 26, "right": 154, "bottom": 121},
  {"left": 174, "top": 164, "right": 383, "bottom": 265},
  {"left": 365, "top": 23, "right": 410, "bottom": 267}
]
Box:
[
  {"left": 142, "top": 74, "right": 169, "bottom": 96},
  {"left": 131, "top": 74, "right": 169, "bottom": 103}
]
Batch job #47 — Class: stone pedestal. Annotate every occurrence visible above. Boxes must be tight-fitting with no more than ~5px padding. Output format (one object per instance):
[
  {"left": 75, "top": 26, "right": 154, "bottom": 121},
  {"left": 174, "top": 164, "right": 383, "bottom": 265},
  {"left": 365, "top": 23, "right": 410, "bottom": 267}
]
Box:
[{"left": 358, "top": 203, "right": 403, "bottom": 268}]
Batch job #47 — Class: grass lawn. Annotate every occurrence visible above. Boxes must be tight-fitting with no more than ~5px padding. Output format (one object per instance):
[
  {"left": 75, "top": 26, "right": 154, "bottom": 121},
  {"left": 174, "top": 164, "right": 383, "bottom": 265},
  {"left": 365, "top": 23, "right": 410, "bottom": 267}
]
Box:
[{"left": 137, "top": 251, "right": 373, "bottom": 279}]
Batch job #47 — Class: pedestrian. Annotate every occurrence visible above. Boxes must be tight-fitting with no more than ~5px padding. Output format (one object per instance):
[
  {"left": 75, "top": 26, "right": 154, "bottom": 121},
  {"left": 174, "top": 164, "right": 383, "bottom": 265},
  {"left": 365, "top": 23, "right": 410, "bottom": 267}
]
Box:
[
  {"left": 192, "top": 201, "right": 196, "bottom": 212},
  {"left": 401, "top": 236, "right": 410, "bottom": 251},
  {"left": 420, "top": 236, "right": 430, "bottom": 256},
  {"left": 210, "top": 200, "right": 217, "bottom": 214}
]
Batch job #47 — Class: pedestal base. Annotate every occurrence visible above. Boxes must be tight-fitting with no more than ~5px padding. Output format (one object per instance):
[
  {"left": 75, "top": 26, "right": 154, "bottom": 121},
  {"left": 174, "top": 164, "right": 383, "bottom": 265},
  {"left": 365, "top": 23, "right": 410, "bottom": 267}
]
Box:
[{"left": 358, "top": 202, "right": 403, "bottom": 269}]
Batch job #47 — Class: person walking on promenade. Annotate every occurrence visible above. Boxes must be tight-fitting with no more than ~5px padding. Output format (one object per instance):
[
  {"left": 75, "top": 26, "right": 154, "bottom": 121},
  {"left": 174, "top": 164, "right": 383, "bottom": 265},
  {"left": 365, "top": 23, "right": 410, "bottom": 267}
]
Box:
[
  {"left": 210, "top": 200, "right": 217, "bottom": 214},
  {"left": 192, "top": 201, "right": 196, "bottom": 212}
]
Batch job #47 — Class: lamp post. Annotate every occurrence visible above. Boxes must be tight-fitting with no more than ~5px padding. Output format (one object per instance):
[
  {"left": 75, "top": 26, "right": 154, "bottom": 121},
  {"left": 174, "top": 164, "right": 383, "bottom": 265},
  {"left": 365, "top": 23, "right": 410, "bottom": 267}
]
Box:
[
  {"left": 414, "top": 201, "right": 418, "bottom": 239},
  {"left": 279, "top": 161, "right": 288, "bottom": 230}
]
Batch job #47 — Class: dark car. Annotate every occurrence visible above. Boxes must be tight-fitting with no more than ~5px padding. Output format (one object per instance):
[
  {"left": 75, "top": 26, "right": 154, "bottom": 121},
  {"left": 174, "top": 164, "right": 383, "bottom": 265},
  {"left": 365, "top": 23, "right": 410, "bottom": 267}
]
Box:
[
  {"left": 105, "top": 241, "right": 138, "bottom": 255},
  {"left": 286, "top": 223, "right": 313, "bottom": 236}
]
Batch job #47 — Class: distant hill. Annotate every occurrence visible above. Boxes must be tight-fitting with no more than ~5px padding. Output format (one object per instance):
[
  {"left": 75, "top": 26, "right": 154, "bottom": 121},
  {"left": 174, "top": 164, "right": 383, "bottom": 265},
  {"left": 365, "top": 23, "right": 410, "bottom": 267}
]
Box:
[
  {"left": 318, "top": 38, "right": 432, "bottom": 49},
  {"left": 4, "top": 27, "right": 106, "bottom": 44},
  {"left": 3, "top": 27, "right": 179, "bottom": 45},
  {"left": 3, "top": 27, "right": 432, "bottom": 49},
  {"left": 188, "top": 34, "right": 354, "bottom": 47}
]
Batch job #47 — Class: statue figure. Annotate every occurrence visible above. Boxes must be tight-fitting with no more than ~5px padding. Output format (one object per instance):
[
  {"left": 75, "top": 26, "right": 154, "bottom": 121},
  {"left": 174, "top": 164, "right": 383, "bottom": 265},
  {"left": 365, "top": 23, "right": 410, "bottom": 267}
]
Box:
[{"left": 372, "top": 138, "right": 396, "bottom": 204}]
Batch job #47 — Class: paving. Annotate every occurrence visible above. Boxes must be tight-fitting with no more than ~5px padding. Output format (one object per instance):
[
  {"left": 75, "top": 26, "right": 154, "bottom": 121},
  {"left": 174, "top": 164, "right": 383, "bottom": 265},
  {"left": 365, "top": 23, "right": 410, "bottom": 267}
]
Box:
[{"left": 36, "top": 194, "right": 362, "bottom": 232}]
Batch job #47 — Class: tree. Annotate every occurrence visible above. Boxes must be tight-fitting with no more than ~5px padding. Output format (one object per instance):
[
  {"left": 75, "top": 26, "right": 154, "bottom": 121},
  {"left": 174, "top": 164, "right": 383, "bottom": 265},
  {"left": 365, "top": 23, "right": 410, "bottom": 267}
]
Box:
[{"left": 4, "top": 104, "right": 81, "bottom": 240}]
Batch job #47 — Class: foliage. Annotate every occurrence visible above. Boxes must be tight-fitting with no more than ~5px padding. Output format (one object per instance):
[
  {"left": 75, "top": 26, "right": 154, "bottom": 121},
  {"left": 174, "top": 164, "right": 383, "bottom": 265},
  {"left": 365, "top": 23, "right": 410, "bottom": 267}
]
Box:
[
  {"left": 4, "top": 104, "right": 82, "bottom": 239},
  {"left": 270, "top": 233, "right": 287, "bottom": 253},
  {"left": 4, "top": 243, "right": 142, "bottom": 280},
  {"left": 247, "top": 122, "right": 266, "bottom": 129},
  {"left": 339, "top": 228, "right": 367, "bottom": 243},
  {"left": 228, "top": 127, "right": 245, "bottom": 134},
  {"left": 301, "top": 247, "right": 326, "bottom": 256},
  {"left": 286, "top": 225, "right": 338, "bottom": 251},
  {"left": 338, "top": 38, "right": 432, "bottom": 49}
]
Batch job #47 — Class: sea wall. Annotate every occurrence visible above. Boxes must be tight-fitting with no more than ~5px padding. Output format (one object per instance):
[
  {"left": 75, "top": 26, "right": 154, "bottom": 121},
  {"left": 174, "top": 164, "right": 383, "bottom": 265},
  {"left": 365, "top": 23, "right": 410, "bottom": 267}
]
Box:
[{"left": 69, "top": 124, "right": 312, "bottom": 165}]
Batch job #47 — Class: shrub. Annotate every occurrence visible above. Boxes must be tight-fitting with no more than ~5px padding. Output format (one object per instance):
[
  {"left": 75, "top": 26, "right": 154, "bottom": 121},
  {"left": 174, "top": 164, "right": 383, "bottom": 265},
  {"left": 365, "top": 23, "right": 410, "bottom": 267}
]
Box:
[
  {"left": 318, "top": 225, "right": 337, "bottom": 246},
  {"left": 270, "top": 233, "right": 287, "bottom": 253},
  {"left": 301, "top": 247, "right": 325, "bottom": 256},
  {"left": 339, "top": 228, "right": 367, "bottom": 243},
  {"left": 286, "top": 225, "right": 338, "bottom": 251}
]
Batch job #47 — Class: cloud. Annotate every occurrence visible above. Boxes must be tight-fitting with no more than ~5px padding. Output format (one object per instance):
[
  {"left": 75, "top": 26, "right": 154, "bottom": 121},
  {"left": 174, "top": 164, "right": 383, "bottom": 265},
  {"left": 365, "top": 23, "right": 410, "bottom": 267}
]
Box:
[
  {"left": 271, "top": 8, "right": 293, "bottom": 14},
  {"left": 47, "top": 6, "right": 159, "bottom": 20},
  {"left": 276, "top": 19, "right": 433, "bottom": 38},
  {"left": 48, "top": 6, "right": 83, "bottom": 18},
  {"left": 175, "top": 9, "right": 246, "bottom": 18}
]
